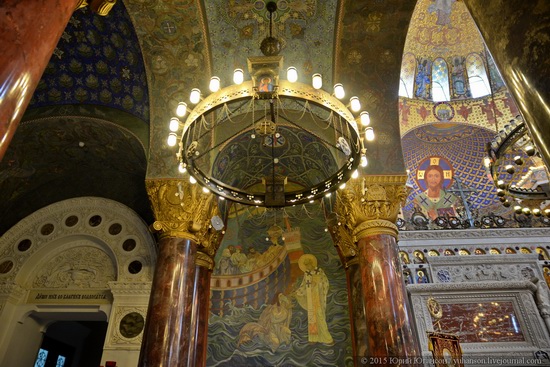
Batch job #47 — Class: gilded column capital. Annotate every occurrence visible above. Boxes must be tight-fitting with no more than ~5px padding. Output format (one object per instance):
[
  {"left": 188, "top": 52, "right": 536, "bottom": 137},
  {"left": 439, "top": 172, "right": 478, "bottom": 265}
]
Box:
[
  {"left": 195, "top": 223, "right": 225, "bottom": 270},
  {"left": 336, "top": 175, "right": 409, "bottom": 239},
  {"left": 146, "top": 179, "right": 213, "bottom": 240},
  {"left": 146, "top": 179, "right": 226, "bottom": 269}
]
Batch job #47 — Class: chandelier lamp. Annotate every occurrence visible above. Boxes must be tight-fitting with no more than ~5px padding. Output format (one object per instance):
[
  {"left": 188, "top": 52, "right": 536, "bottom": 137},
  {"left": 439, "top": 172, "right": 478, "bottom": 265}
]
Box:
[
  {"left": 486, "top": 115, "right": 550, "bottom": 217},
  {"left": 166, "top": 2, "right": 374, "bottom": 207}
]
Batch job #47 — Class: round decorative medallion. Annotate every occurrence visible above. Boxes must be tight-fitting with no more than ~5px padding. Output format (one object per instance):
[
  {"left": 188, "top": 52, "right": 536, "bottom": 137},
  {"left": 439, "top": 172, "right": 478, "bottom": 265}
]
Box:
[
  {"left": 437, "top": 269, "right": 452, "bottom": 283},
  {"left": 433, "top": 102, "right": 455, "bottom": 122},
  {"left": 119, "top": 312, "right": 145, "bottom": 339}
]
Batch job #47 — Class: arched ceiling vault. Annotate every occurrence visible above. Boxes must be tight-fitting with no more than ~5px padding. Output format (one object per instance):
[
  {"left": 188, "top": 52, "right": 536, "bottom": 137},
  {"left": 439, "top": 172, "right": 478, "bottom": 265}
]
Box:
[
  {"left": 0, "top": 0, "right": 417, "bottom": 234},
  {"left": 126, "top": 0, "right": 415, "bottom": 178},
  {"left": 3, "top": 0, "right": 547, "bottom": 233},
  {"left": 2, "top": 0, "right": 492, "bottom": 233}
]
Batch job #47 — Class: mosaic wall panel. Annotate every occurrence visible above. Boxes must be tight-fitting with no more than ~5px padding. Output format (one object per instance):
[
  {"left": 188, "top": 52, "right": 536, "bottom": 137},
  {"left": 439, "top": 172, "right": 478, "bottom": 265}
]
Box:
[
  {"left": 400, "top": 123, "right": 508, "bottom": 223},
  {"left": 399, "top": 91, "right": 519, "bottom": 137},
  {"left": 29, "top": 3, "right": 149, "bottom": 122},
  {"left": 207, "top": 205, "right": 352, "bottom": 366}
]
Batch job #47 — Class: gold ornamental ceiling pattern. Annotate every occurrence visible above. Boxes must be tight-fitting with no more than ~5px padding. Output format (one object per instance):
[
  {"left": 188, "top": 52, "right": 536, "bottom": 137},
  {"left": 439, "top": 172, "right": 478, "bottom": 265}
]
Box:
[{"left": 403, "top": 0, "right": 485, "bottom": 59}]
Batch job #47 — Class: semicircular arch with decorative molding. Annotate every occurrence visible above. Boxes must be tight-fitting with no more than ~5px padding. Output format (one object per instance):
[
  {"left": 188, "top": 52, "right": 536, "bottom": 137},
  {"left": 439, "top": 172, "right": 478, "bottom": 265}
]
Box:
[{"left": 0, "top": 197, "right": 156, "bottom": 300}]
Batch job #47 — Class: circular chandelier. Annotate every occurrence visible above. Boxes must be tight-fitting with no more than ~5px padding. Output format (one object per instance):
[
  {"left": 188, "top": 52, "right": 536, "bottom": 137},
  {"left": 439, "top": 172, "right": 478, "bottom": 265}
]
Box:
[
  {"left": 486, "top": 115, "right": 550, "bottom": 217},
  {"left": 167, "top": 2, "right": 374, "bottom": 207}
]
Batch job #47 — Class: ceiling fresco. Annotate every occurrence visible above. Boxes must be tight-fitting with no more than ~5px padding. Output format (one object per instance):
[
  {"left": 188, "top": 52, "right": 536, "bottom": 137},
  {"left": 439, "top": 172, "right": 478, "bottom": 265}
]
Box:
[
  {"left": 398, "top": 91, "right": 518, "bottom": 137},
  {"left": 124, "top": 0, "right": 416, "bottom": 178},
  {"left": 205, "top": 0, "right": 337, "bottom": 88},
  {"left": 28, "top": 3, "right": 150, "bottom": 124},
  {"left": 123, "top": 0, "right": 211, "bottom": 178},
  {"left": 335, "top": 0, "right": 416, "bottom": 174},
  {"left": 3, "top": 0, "right": 541, "bottom": 235},
  {"left": 403, "top": 0, "right": 484, "bottom": 59},
  {"left": 394, "top": 0, "right": 545, "bottom": 227},
  {"left": 212, "top": 125, "right": 339, "bottom": 192}
]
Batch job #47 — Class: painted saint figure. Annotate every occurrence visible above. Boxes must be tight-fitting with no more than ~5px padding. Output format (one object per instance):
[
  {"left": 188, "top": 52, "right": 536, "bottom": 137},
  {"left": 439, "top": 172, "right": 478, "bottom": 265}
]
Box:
[
  {"left": 414, "top": 164, "right": 458, "bottom": 220},
  {"left": 451, "top": 56, "right": 468, "bottom": 98},
  {"left": 237, "top": 293, "right": 293, "bottom": 352},
  {"left": 295, "top": 254, "right": 333, "bottom": 344},
  {"left": 416, "top": 270, "right": 429, "bottom": 284},
  {"left": 415, "top": 59, "right": 431, "bottom": 99},
  {"left": 428, "top": 0, "right": 455, "bottom": 26},
  {"left": 259, "top": 76, "right": 273, "bottom": 92}
]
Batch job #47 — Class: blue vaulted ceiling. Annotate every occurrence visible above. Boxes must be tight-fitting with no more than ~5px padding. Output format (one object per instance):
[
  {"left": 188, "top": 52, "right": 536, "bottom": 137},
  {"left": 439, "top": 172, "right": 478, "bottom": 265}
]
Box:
[{"left": 28, "top": 2, "right": 149, "bottom": 123}]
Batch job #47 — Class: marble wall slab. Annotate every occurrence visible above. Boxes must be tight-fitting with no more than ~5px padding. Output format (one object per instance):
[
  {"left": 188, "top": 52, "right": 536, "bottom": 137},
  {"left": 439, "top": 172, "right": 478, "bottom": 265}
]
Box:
[{"left": 408, "top": 281, "right": 550, "bottom": 364}]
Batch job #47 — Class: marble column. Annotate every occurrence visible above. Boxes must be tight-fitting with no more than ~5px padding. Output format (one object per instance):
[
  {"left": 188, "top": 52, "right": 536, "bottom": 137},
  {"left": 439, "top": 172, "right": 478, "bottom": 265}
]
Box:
[
  {"left": 326, "top": 212, "right": 366, "bottom": 361},
  {"left": 0, "top": 1, "right": 119, "bottom": 160},
  {"left": 187, "top": 252, "right": 216, "bottom": 366},
  {"left": 462, "top": 0, "right": 550, "bottom": 168},
  {"left": 0, "top": 0, "right": 79, "bottom": 159},
  {"left": 139, "top": 179, "right": 225, "bottom": 367},
  {"left": 333, "top": 175, "right": 421, "bottom": 365}
]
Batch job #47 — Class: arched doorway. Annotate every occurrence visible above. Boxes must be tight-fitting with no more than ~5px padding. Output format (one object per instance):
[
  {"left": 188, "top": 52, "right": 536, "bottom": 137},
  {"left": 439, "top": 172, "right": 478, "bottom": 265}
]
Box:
[{"left": 32, "top": 313, "right": 108, "bottom": 367}]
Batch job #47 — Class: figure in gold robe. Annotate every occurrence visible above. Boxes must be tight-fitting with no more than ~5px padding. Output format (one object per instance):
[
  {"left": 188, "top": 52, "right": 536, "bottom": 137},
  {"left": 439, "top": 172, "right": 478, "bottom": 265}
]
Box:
[{"left": 295, "top": 254, "right": 333, "bottom": 344}]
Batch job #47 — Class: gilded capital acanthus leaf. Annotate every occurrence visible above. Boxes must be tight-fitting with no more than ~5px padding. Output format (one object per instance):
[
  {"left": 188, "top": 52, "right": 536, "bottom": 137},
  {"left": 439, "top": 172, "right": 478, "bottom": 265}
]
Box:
[
  {"left": 77, "top": 0, "right": 117, "bottom": 15},
  {"left": 335, "top": 175, "right": 409, "bottom": 238},
  {"left": 327, "top": 217, "right": 359, "bottom": 268},
  {"left": 146, "top": 179, "right": 225, "bottom": 261},
  {"left": 89, "top": 0, "right": 117, "bottom": 16}
]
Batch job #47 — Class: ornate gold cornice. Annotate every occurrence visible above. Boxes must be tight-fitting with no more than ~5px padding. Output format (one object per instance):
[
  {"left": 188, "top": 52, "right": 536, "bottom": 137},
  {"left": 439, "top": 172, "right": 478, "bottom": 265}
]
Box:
[
  {"left": 195, "top": 221, "right": 225, "bottom": 268},
  {"left": 146, "top": 179, "right": 225, "bottom": 267},
  {"left": 327, "top": 175, "right": 408, "bottom": 267},
  {"left": 335, "top": 174, "right": 408, "bottom": 239}
]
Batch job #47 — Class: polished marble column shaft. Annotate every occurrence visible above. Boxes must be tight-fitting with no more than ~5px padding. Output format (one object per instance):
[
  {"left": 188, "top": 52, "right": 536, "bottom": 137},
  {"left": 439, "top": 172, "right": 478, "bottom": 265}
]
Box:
[
  {"left": 0, "top": 0, "right": 79, "bottom": 160},
  {"left": 462, "top": 0, "right": 550, "bottom": 168},
  {"left": 333, "top": 176, "right": 421, "bottom": 365},
  {"left": 356, "top": 230, "right": 421, "bottom": 363},
  {"left": 346, "top": 263, "right": 369, "bottom": 364},
  {"left": 186, "top": 258, "right": 212, "bottom": 367},
  {"left": 139, "top": 237, "right": 200, "bottom": 367},
  {"left": 142, "top": 179, "right": 224, "bottom": 367}
]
